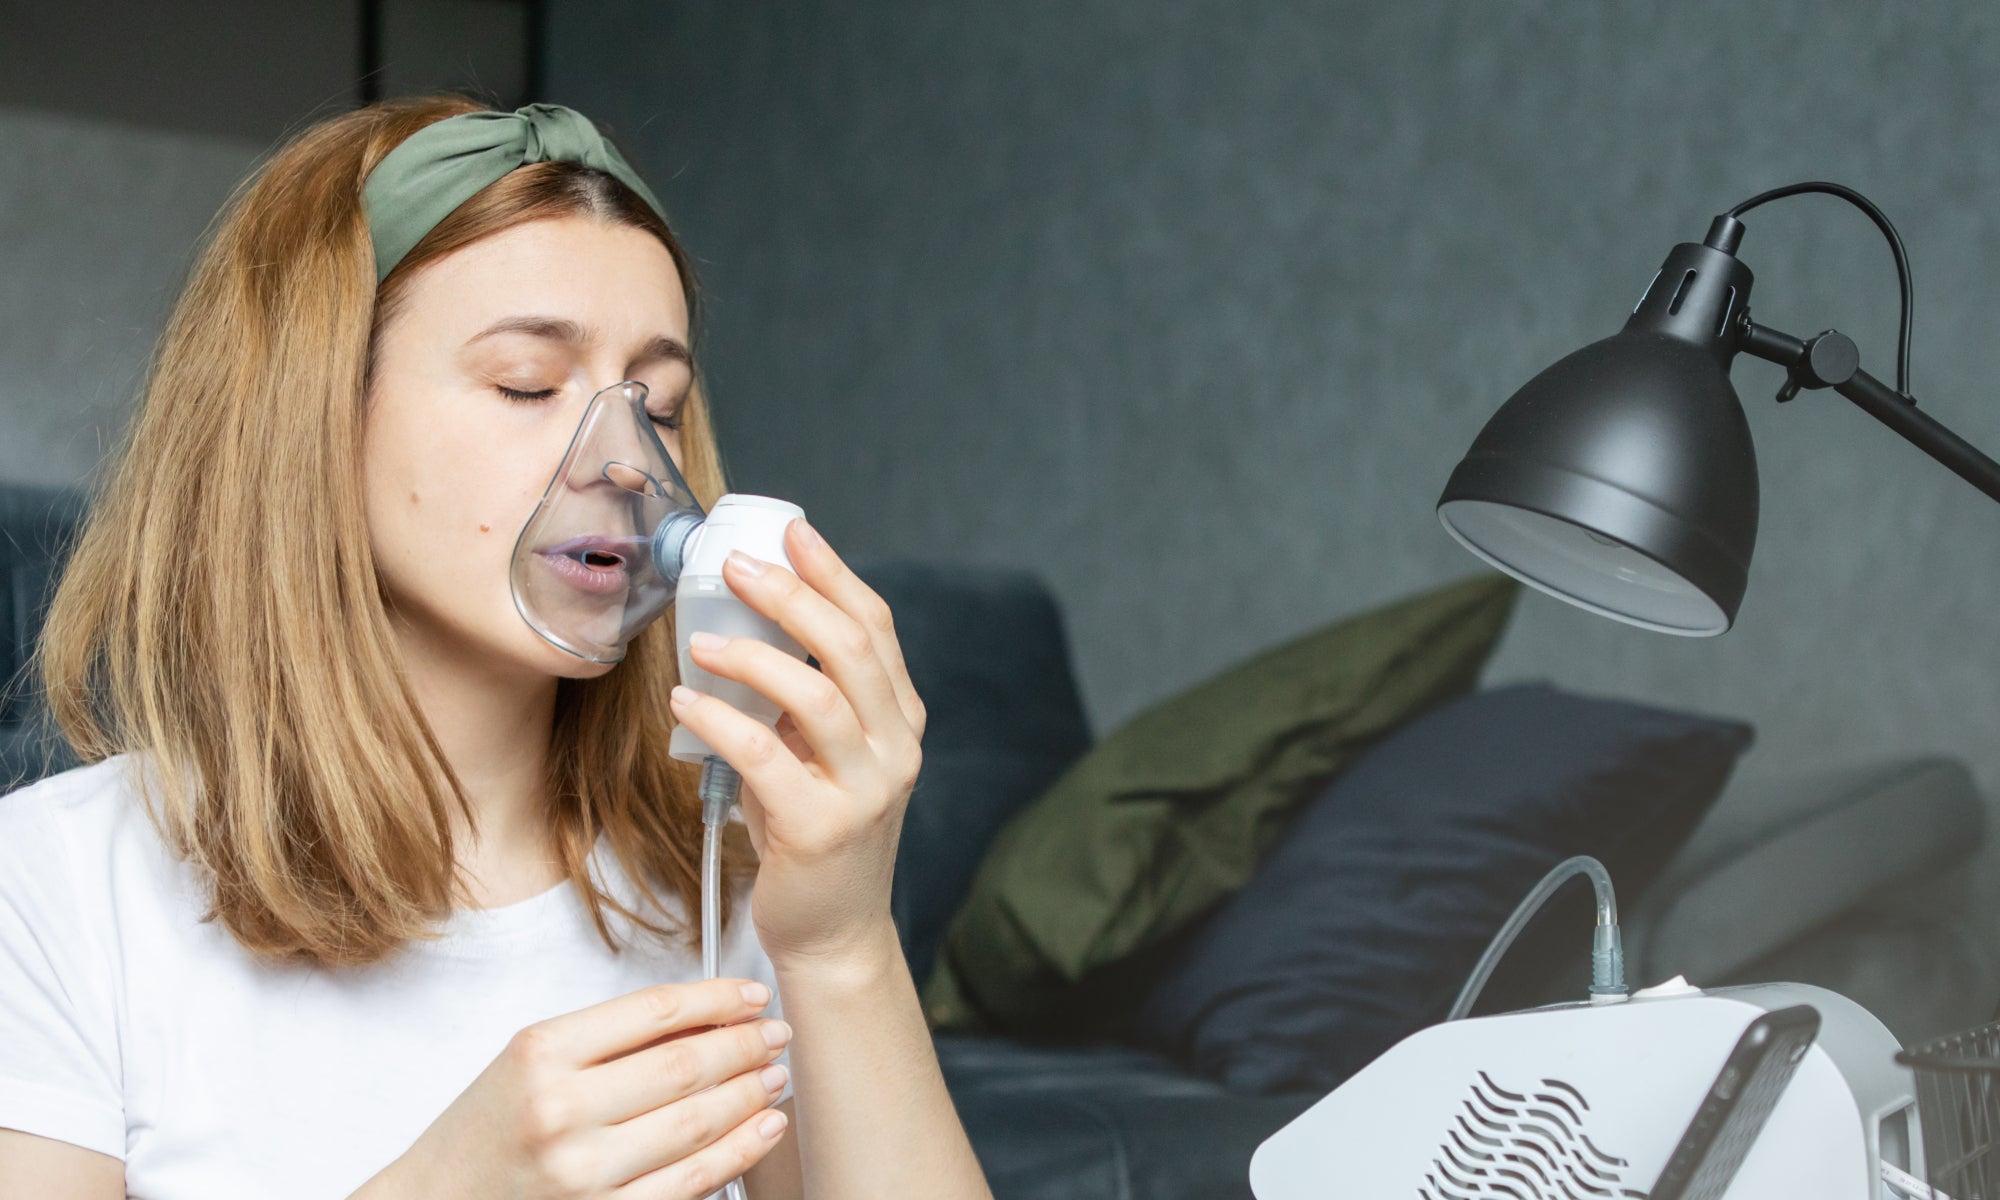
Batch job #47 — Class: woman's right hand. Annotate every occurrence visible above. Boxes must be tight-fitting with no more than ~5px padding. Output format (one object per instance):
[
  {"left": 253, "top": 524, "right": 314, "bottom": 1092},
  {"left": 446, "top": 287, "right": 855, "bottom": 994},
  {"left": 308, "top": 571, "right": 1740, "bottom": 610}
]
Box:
[{"left": 381, "top": 977, "right": 793, "bottom": 1200}]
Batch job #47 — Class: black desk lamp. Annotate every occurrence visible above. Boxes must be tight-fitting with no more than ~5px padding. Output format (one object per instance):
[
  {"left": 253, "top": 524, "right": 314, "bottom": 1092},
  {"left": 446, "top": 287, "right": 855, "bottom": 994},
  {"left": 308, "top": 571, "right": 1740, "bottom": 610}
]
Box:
[{"left": 1436, "top": 181, "right": 2000, "bottom": 634}]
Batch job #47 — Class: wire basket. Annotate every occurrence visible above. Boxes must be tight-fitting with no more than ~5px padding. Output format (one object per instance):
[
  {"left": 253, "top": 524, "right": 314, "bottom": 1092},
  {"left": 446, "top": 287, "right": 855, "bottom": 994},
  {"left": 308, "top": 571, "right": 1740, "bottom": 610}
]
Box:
[{"left": 1899, "top": 1021, "right": 2000, "bottom": 1199}]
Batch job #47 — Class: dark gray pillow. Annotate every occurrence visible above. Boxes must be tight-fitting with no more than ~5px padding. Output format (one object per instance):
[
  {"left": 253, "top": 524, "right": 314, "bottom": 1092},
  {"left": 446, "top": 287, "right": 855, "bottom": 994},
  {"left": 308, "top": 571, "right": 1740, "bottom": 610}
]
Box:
[
  {"left": 1132, "top": 681, "right": 1753, "bottom": 1096},
  {"left": 846, "top": 558, "right": 1093, "bottom": 988}
]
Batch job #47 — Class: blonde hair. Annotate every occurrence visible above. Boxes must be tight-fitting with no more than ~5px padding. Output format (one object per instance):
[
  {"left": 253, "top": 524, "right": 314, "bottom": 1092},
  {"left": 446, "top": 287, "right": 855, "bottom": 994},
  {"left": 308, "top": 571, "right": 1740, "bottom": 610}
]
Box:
[{"left": 34, "top": 93, "right": 753, "bottom": 969}]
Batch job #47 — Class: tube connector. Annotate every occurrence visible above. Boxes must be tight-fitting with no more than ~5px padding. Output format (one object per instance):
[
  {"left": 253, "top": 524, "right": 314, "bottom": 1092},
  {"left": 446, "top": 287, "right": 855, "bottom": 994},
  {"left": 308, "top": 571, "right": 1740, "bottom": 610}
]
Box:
[
  {"left": 1590, "top": 921, "right": 1629, "bottom": 1002},
  {"left": 698, "top": 755, "right": 742, "bottom": 827}
]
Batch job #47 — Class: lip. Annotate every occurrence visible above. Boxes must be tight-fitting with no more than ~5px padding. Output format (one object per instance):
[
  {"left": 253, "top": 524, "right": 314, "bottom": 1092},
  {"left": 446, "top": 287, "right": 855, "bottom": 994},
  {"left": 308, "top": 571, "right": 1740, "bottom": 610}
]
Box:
[
  {"left": 543, "top": 534, "right": 649, "bottom": 559},
  {"left": 536, "top": 534, "right": 646, "bottom": 596}
]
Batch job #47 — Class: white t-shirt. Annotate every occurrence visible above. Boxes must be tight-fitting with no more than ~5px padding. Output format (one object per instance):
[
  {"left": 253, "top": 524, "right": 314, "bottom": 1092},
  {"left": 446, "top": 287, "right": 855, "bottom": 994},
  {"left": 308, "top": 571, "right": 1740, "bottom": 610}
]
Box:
[{"left": 0, "top": 753, "right": 789, "bottom": 1200}]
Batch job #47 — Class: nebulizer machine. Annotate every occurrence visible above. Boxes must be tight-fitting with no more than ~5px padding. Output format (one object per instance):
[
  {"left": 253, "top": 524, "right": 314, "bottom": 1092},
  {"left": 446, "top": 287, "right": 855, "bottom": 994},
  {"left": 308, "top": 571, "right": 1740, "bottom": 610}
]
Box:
[
  {"left": 511, "top": 377, "right": 805, "bottom": 1200},
  {"left": 1249, "top": 856, "right": 1926, "bottom": 1199}
]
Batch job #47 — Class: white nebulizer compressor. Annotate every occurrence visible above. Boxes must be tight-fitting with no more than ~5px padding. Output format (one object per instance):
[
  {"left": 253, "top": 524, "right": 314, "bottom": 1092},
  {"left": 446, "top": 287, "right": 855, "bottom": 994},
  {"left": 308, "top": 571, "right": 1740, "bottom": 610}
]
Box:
[
  {"left": 1248, "top": 858, "right": 1922, "bottom": 1199},
  {"left": 1250, "top": 980, "right": 1917, "bottom": 1199}
]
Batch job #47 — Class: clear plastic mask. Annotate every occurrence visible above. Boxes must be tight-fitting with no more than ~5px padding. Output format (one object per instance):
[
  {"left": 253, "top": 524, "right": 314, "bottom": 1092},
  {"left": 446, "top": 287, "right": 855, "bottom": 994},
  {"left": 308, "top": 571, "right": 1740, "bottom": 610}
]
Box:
[{"left": 511, "top": 379, "right": 708, "bottom": 663}]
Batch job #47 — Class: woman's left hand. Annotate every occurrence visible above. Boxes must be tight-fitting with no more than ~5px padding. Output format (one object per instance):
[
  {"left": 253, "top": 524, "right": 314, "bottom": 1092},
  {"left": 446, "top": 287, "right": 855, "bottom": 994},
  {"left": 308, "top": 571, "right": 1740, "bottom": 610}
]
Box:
[{"left": 668, "top": 517, "right": 926, "bottom": 968}]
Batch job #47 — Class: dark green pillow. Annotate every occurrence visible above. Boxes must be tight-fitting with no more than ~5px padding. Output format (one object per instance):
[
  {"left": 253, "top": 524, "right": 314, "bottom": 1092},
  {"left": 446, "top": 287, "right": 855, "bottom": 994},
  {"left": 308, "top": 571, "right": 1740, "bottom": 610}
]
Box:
[{"left": 921, "top": 572, "right": 1521, "bottom": 1034}]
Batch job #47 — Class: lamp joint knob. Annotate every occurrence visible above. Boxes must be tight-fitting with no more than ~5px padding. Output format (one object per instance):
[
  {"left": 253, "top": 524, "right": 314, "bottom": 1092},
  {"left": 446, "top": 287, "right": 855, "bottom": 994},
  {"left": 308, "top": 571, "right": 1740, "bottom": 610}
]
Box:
[{"left": 1776, "top": 329, "right": 1860, "bottom": 404}]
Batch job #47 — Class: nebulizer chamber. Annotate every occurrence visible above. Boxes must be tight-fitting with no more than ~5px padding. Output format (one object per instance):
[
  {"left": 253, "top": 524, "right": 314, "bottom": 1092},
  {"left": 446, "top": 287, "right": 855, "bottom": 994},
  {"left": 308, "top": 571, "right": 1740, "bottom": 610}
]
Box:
[
  {"left": 668, "top": 496, "right": 810, "bottom": 776},
  {"left": 512, "top": 381, "right": 806, "bottom": 1198}
]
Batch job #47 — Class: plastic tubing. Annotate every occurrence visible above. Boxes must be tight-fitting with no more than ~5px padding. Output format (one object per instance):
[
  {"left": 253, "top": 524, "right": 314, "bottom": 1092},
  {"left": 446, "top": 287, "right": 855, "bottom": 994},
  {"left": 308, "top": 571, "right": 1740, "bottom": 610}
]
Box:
[
  {"left": 697, "top": 755, "right": 751, "bottom": 1200},
  {"left": 1446, "top": 854, "right": 1627, "bottom": 1023}
]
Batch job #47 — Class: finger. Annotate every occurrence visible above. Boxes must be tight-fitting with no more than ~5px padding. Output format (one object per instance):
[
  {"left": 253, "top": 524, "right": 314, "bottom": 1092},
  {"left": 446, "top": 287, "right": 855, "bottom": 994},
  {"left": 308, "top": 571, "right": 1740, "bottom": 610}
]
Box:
[
  {"left": 734, "top": 779, "right": 770, "bottom": 859},
  {"left": 783, "top": 518, "right": 926, "bottom": 736},
  {"left": 774, "top": 713, "right": 812, "bottom": 762},
  {"left": 581, "top": 1016, "right": 792, "bottom": 1125},
  {"left": 597, "top": 1061, "right": 790, "bottom": 1188},
  {"left": 722, "top": 542, "right": 911, "bottom": 746},
  {"left": 686, "top": 633, "right": 875, "bottom": 782},
  {"left": 536, "top": 978, "right": 771, "bottom": 1068},
  {"left": 617, "top": 1105, "right": 789, "bottom": 1200},
  {"left": 669, "top": 684, "right": 819, "bottom": 813}
]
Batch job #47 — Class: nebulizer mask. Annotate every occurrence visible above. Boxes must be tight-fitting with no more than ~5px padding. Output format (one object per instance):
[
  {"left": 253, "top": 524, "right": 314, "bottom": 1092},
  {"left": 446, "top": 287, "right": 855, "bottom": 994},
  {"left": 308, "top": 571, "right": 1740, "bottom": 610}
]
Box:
[{"left": 513, "top": 380, "right": 805, "bottom": 1200}]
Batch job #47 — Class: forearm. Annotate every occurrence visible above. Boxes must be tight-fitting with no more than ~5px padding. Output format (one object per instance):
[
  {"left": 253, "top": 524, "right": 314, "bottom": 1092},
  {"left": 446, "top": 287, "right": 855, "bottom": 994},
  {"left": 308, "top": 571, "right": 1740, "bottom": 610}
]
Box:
[
  {"left": 343, "top": 1160, "right": 417, "bottom": 1200},
  {"left": 773, "top": 919, "right": 992, "bottom": 1200}
]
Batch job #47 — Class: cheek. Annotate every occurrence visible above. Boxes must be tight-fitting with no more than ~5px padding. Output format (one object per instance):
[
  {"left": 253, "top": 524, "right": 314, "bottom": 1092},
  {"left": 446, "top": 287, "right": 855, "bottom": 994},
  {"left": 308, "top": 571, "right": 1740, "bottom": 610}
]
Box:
[{"left": 363, "top": 396, "right": 536, "bottom": 592}]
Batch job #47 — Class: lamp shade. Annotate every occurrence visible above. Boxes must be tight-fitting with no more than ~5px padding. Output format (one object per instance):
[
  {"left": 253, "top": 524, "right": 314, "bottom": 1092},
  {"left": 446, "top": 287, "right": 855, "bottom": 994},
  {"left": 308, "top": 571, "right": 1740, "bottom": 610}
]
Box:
[{"left": 1437, "top": 328, "right": 1760, "bottom": 636}]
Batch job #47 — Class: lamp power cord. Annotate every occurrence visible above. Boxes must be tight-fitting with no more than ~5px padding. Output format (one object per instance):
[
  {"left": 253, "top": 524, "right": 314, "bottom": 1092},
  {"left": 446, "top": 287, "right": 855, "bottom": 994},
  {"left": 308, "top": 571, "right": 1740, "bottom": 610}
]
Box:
[{"left": 1716, "top": 180, "right": 1915, "bottom": 398}]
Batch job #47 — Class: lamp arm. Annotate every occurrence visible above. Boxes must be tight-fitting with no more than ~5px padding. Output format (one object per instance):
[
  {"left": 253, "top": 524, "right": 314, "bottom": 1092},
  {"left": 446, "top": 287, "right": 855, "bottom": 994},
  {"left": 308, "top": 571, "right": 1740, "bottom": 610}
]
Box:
[{"left": 1739, "top": 319, "right": 2000, "bottom": 505}]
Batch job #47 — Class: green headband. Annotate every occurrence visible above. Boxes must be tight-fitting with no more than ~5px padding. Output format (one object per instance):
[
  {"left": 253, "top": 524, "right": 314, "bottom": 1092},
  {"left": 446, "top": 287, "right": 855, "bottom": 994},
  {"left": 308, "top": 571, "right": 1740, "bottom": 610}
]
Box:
[{"left": 360, "top": 102, "right": 670, "bottom": 284}]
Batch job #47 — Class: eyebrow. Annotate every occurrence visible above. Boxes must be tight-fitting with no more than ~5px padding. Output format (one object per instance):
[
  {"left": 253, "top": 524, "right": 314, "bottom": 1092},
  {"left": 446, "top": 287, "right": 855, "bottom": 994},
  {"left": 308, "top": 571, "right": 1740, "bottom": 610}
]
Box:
[{"left": 465, "top": 315, "right": 692, "bottom": 367}]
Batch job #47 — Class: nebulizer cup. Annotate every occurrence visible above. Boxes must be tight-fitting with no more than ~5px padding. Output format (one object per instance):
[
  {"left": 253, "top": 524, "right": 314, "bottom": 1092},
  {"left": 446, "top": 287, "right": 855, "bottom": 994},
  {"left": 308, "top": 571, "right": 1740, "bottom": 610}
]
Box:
[
  {"left": 511, "top": 383, "right": 806, "bottom": 1199},
  {"left": 668, "top": 495, "right": 810, "bottom": 768}
]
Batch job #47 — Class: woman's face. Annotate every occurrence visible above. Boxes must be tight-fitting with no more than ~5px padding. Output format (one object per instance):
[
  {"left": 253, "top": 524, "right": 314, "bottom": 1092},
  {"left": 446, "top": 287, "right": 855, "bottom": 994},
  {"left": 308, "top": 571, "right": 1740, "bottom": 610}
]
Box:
[{"left": 363, "top": 214, "right": 694, "bottom": 682}]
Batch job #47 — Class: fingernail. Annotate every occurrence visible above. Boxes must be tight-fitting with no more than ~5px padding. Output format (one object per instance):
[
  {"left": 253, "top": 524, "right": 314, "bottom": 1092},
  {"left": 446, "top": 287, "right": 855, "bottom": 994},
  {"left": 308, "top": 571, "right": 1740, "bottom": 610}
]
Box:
[
  {"left": 794, "top": 518, "right": 822, "bottom": 549},
  {"left": 760, "top": 1064, "right": 789, "bottom": 1094},
  {"left": 671, "top": 685, "right": 697, "bottom": 707},
  {"left": 727, "top": 550, "right": 765, "bottom": 577},
  {"left": 740, "top": 981, "right": 771, "bottom": 1006},
  {"left": 690, "top": 630, "right": 728, "bottom": 651},
  {"left": 762, "top": 1019, "right": 793, "bottom": 1049},
  {"left": 759, "top": 1110, "right": 789, "bottom": 1138}
]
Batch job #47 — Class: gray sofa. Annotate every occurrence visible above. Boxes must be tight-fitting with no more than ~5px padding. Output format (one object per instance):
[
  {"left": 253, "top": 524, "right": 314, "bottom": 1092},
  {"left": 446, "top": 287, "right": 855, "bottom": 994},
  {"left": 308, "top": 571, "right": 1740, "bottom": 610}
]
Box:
[{"left": 3, "top": 480, "right": 1994, "bottom": 1199}]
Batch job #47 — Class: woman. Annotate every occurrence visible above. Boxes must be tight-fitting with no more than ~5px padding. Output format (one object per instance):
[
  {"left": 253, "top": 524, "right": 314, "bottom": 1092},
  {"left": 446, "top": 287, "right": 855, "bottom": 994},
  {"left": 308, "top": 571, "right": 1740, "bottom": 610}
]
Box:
[{"left": 0, "top": 94, "right": 992, "bottom": 1200}]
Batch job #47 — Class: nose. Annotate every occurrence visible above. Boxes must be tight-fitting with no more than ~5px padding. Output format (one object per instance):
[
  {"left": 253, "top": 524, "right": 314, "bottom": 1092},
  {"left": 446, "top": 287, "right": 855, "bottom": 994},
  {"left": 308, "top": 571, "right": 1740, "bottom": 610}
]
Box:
[
  {"left": 552, "top": 381, "right": 654, "bottom": 495},
  {"left": 602, "top": 461, "right": 669, "bottom": 498}
]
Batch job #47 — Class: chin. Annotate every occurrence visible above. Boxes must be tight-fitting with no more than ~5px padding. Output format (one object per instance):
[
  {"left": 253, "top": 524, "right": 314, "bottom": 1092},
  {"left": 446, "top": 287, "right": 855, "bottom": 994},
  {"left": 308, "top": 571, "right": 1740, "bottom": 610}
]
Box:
[
  {"left": 550, "top": 650, "right": 622, "bottom": 680},
  {"left": 505, "top": 628, "right": 621, "bottom": 680}
]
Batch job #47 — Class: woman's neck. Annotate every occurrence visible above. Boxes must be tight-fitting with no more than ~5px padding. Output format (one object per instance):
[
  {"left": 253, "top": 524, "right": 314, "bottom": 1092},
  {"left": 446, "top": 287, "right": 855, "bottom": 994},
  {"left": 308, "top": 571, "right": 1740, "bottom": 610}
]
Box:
[{"left": 393, "top": 621, "right": 565, "bottom": 907}]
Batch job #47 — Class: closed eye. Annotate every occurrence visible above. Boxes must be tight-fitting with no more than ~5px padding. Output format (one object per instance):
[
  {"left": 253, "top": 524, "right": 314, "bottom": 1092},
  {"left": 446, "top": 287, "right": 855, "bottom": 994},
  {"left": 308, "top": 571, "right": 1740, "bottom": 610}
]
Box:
[
  {"left": 495, "top": 385, "right": 682, "bottom": 430},
  {"left": 496, "top": 385, "right": 558, "bottom": 403}
]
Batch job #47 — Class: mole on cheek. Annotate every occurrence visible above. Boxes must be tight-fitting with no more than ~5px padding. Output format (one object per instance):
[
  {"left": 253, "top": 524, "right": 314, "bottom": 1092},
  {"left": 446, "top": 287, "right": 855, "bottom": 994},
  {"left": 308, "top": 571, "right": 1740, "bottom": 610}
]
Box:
[
  {"left": 479, "top": 524, "right": 491, "bottom": 532},
  {"left": 409, "top": 491, "right": 419, "bottom": 505}
]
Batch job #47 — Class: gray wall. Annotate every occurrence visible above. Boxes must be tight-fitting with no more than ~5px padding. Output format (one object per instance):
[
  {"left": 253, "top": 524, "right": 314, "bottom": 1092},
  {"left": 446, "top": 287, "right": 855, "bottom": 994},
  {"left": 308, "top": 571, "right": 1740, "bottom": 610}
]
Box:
[
  {"left": 0, "top": 0, "right": 360, "bottom": 142},
  {"left": 545, "top": 1, "right": 2000, "bottom": 805},
  {"left": 0, "top": 0, "right": 534, "bottom": 144},
  {"left": 0, "top": 107, "right": 264, "bottom": 482}
]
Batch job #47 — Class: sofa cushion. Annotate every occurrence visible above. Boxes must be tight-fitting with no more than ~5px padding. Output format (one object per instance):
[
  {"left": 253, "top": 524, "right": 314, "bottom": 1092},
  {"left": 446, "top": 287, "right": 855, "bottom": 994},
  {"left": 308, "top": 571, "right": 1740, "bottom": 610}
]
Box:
[
  {"left": 1624, "top": 756, "right": 1986, "bottom": 987},
  {"left": 924, "top": 573, "right": 1520, "bottom": 1034},
  {"left": 847, "top": 558, "right": 1093, "bottom": 986},
  {"left": 936, "top": 1034, "right": 1314, "bottom": 1200},
  {"left": 1, "top": 484, "right": 86, "bottom": 792},
  {"left": 1132, "top": 681, "right": 1752, "bottom": 1095}
]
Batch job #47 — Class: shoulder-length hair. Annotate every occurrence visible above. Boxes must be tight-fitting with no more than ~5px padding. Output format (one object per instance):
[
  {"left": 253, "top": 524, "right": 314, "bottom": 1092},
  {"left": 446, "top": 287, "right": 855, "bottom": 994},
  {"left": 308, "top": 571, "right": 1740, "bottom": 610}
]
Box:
[{"left": 34, "top": 93, "right": 753, "bottom": 969}]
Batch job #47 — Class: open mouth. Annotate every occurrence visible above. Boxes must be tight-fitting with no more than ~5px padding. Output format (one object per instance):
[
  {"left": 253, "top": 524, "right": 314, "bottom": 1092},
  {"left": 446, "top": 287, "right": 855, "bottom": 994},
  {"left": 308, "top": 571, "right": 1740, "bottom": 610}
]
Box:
[{"left": 537, "top": 535, "right": 644, "bottom": 595}]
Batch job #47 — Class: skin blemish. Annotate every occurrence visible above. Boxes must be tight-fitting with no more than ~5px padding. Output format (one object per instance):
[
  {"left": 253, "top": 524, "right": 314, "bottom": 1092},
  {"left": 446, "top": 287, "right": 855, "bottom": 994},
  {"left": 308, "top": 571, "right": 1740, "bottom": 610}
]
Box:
[
  {"left": 479, "top": 524, "right": 491, "bottom": 532},
  {"left": 409, "top": 491, "right": 419, "bottom": 504}
]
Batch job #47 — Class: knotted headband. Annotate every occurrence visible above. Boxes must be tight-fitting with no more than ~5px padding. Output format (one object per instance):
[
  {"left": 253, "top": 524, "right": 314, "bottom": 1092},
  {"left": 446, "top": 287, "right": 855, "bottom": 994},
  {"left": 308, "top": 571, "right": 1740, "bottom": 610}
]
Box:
[{"left": 361, "top": 102, "right": 671, "bottom": 283}]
